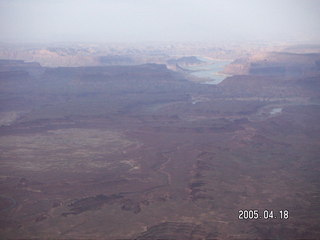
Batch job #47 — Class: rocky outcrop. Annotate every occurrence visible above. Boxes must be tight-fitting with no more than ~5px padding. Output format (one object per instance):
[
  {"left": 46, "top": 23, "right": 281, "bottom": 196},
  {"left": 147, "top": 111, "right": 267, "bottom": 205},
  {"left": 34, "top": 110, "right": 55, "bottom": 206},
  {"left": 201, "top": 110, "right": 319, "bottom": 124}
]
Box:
[
  {"left": 62, "top": 194, "right": 123, "bottom": 216},
  {"left": 0, "top": 59, "right": 44, "bottom": 77},
  {"left": 223, "top": 52, "right": 320, "bottom": 77}
]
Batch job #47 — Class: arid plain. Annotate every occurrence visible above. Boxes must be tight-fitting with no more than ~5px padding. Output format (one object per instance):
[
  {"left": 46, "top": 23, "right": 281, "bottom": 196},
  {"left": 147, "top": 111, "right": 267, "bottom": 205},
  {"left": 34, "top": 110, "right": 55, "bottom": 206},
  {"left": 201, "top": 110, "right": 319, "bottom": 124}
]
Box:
[{"left": 0, "top": 44, "right": 320, "bottom": 239}]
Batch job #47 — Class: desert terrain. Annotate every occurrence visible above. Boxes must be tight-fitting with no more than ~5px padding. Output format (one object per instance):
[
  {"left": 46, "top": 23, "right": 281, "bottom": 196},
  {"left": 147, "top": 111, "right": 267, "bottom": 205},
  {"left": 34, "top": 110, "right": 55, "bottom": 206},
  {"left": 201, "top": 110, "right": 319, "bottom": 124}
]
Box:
[{"left": 0, "top": 43, "right": 320, "bottom": 239}]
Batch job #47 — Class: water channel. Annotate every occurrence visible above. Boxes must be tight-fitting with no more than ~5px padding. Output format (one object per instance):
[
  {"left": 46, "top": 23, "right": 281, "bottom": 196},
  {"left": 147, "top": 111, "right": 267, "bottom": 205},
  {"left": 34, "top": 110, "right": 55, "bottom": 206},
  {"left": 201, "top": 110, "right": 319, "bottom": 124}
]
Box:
[{"left": 183, "top": 57, "right": 233, "bottom": 84}]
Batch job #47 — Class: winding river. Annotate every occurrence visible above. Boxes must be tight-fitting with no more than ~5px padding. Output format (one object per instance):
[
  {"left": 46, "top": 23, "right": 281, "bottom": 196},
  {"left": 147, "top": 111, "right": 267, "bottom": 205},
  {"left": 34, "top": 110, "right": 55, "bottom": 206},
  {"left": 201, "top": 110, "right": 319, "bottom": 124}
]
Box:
[{"left": 183, "top": 57, "right": 233, "bottom": 84}]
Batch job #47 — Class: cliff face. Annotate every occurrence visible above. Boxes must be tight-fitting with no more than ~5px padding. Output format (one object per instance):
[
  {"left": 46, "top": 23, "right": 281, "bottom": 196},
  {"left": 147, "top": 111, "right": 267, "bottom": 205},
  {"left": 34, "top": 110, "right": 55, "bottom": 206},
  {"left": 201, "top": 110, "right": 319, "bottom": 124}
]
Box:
[
  {"left": 0, "top": 59, "right": 44, "bottom": 77},
  {"left": 223, "top": 52, "right": 320, "bottom": 78},
  {"left": 222, "top": 58, "right": 250, "bottom": 75}
]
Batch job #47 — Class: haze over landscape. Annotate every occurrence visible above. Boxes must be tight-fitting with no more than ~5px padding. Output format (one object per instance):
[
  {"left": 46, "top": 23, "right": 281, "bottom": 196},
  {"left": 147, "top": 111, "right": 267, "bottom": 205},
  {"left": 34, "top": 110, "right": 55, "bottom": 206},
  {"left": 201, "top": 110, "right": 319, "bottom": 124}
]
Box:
[
  {"left": 1, "top": 0, "right": 320, "bottom": 43},
  {"left": 0, "top": 0, "right": 320, "bottom": 239}
]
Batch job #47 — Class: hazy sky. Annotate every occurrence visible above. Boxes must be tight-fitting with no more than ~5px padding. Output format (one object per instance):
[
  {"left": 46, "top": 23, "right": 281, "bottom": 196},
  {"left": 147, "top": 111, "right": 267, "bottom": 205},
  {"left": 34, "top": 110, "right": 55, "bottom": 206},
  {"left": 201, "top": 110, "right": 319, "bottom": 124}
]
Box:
[{"left": 0, "top": 0, "right": 319, "bottom": 43}]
